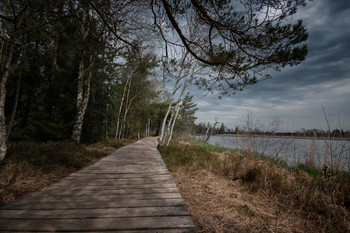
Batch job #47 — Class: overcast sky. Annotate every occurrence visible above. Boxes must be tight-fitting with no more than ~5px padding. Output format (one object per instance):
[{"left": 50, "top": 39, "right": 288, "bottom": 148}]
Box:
[{"left": 189, "top": 0, "right": 350, "bottom": 132}]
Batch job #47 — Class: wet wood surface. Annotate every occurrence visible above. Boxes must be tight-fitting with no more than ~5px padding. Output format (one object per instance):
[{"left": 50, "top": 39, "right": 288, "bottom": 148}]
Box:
[{"left": 0, "top": 137, "right": 195, "bottom": 232}]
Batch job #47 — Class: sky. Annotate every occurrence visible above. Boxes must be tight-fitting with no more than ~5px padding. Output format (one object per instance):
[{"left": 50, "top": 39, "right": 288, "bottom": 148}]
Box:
[{"left": 189, "top": 0, "right": 350, "bottom": 132}]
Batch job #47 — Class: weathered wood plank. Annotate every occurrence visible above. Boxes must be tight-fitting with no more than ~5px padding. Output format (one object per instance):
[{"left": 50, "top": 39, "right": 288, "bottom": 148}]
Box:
[
  {"left": 63, "top": 174, "right": 173, "bottom": 180},
  {"left": 0, "top": 206, "right": 190, "bottom": 219},
  {"left": 0, "top": 229, "right": 196, "bottom": 233},
  {"left": 19, "top": 192, "right": 182, "bottom": 203},
  {"left": 28, "top": 183, "right": 178, "bottom": 193},
  {"left": 26, "top": 187, "right": 181, "bottom": 197},
  {"left": 53, "top": 178, "right": 175, "bottom": 186},
  {"left": 3, "top": 198, "right": 186, "bottom": 210},
  {"left": 0, "top": 216, "right": 194, "bottom": 231}
]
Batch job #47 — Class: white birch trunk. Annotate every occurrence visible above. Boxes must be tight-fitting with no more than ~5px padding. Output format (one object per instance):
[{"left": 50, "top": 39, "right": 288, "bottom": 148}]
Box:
[
  {"left": 166, "top": 104, "right": 180, "bottom": 146},
  {"left": 115, "top": 76, "right": 130, "bottom": 138},
  {"left": 118, "top": 75, "right": 132, "bottom": 139},
  {"left": 159, "top": 87, "right": 177, "bottom": 146},
  {"left": 0, "top": 4, "right": 7, "bottom": 66},
  {"left": 159, "top": 73, "right": 184, "bottom": 145},
  {"left": 0, "top": 42, "right": 14, "bottom": 160},
  {"left": 71, "top": 57, "right": 93, "bottom": 143},
  {"left": 159, "top": 52, "right": 190, "bottom": 145},
  {"left": 165, "top": 75, "right": 189, "bottom": 146},
  {"left": 71, "top": 8, "right": 92, "bottom": 143},
  {"left": 0, "top": 5, "right": 25, "bottom": 160}
]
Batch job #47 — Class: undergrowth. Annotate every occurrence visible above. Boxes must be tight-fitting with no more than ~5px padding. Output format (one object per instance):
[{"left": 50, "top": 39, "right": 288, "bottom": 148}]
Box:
[
  {"left": 0, "top": 139, "right": 135, "bottom": 205},
  {"left": 159, "top": 140, "right": 350, "bottom": 232}
]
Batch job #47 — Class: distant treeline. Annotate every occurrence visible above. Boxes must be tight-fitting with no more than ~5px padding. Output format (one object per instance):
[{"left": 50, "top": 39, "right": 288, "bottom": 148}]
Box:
[{"left": 195, "top": 122, "right": 350, "bottom": 139}]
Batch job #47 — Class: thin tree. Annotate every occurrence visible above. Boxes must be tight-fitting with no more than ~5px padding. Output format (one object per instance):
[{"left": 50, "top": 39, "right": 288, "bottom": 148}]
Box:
[{"left": 0, "top": 0, "right": 28, "bottom": 160}]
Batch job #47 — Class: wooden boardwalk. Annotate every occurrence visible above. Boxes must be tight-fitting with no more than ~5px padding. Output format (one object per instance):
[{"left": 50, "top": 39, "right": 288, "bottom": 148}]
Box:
[{"left": 0, "top": 137, "right": 196, "bottom": 232}]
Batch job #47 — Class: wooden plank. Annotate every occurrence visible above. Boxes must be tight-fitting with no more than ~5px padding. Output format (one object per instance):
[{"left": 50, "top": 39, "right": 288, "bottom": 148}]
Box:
[
  {"left": 30, "top": 183, "right": 178, "bottom": 192},
  {"left": 0, "top": 229, "right": 196, "bottom": 233},
  {"left": 2, "top": 198, "right": 186, "bottom": 210},
  {"left": 0, "top": 216, "right": 194, "bottom": 231},
  {"left": 53, "top": 178, "right": 175, "bottom": 186},
  {"left": 0, "top": 206, "right": 190, "bottom": 219},
  {"left": 27, "top": 187, "right": 181, "bottom": 197},
  {"left": 19, "top": 192, "right": 182, "bottom": 203},
  {"left": 64, "top": 174, "right": 173, "bottom": 180}
]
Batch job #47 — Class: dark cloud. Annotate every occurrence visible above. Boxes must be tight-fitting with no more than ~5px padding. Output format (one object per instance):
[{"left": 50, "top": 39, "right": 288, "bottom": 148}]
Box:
[{"left": 193, "top": 0, "right": 350, "bottom": 131}]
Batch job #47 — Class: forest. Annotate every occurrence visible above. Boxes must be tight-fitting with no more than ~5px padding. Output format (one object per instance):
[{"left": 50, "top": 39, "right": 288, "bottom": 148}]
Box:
[{"left": 0, "top": 0, "right": 309, "bottom": 161}]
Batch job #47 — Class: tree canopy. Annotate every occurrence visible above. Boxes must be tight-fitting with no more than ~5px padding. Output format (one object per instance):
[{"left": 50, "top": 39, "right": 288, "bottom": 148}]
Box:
[{"left": 0, "top": 0, "right": 309, "bottom": 160}]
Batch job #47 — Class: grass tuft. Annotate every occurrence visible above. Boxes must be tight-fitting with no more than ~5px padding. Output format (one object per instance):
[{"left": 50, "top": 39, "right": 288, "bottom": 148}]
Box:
[{"left": 159, "top": 139, "right": 350, "bottom": 232}]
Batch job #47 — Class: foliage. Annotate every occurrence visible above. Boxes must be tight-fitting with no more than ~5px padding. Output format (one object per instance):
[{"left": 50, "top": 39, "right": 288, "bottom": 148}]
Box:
[
  {"left": 0, "top": 0, "right": 310, "bottom": 160},
  {"left": 173, "top": 93, "right": 198, "bottom": 137},
  {"left": 2, "top": 141, "right": 106, "bottom": 170}
]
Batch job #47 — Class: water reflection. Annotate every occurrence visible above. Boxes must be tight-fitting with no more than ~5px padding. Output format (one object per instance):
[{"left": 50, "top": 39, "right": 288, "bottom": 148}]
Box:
[{"left": 196, "top": 135, "right": 350, "bottom": 171}]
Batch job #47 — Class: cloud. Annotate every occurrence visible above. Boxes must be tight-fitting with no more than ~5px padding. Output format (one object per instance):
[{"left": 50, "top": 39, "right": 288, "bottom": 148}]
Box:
[{"left": 192, "top": 0, "right": 350, "bottom": 131}]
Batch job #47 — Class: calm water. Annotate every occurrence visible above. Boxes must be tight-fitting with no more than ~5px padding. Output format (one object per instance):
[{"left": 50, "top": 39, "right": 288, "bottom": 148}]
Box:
[{"left": 197, "top": 135, "right": 350, "bottom": 171}]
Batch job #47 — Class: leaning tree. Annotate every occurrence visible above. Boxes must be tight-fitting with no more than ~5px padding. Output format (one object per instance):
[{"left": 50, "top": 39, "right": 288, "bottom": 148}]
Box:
[{"left": 151, "top": 0, "right": 308, "bottom": 95}]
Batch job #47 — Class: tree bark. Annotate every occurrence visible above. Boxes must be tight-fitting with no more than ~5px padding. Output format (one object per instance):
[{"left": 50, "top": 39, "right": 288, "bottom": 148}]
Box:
[
  {"left": 115, "top": 76, "right": 130, "bottom": 139},
  {"left": 6, "top": 36, "right": 27, "bottom": 141},
  {"left": 159, "top": 53, "right": 188, "bottom": 145},
  {"left": 119, "top": 75, "right": 132, "bottom": 139},
  {"left": 166, "top": 74, "right": 190, "bottom": 146},
  {"left": 0, "top": 3, "right": 7, "bottom": 66},
  {"left": 0, "top": 42, "right": 14, "bottom": 160},
  {"left": 71, "top": 54, "right": 93, "bottom": 143},
  {"left": 71, "top": 7, "right": 93, "bottom": 143}
]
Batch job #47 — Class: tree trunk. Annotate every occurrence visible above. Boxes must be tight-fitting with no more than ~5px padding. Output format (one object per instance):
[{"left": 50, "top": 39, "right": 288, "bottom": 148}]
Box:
[
  {"left": 159, "top": 88, "right": 176, "bottom": 146},
  {"left": 115, "top": 76, "right": 130, "bottom": 139},
  {"left": 0, "top": 42, "right": 14, "bottom": 160},
  {"left": 0, "top": 3, "right": 7, "bottom": 66},
  {"left": 161, "top": 60, "right": 194, "bottom": 146},
  {"left": 166, "top": 106, "right": 180, "bottom": 146},
  {"left": 6, "top": 36, "right": 27, "bottom": 140},
  {"left": 71, "top": 54, "right": 93, "bottom": 143},
  {"left": 71, "top": 8, "right": 92, "bottom": 143},
  {"left": 165, "top": 75, "right": 189, "bottom": 146},
  {"left": 159, "top": 74, "right": 183, "bottom": 145},
  {"left": 204, "top": 120, "right": 219, "bottom": 143}
]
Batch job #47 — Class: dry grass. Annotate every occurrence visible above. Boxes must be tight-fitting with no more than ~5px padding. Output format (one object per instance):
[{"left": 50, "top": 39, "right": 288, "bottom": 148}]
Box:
[
  {"left": 173, "top": 169, "right": 319, "bottom": 232},
  {"left": 0, "top": 161, "right": 72, "bottom": 205},
  {"left": 159, "top": 140, "right": 350, "bottom": 232},
  {"left": 0, "top": 139, "right": 136, "bottom": 206}
]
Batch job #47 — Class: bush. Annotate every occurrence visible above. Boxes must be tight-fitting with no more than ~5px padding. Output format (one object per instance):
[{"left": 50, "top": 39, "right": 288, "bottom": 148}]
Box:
[
  {"left": 9, "top": 120, "right": 67, "bottom": 141},
  {"left": 3, "top": 141, "right": 106, "bottom": 170}
]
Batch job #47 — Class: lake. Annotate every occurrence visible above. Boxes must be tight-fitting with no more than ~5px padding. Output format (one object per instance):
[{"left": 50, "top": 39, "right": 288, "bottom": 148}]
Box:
[{"left": 197, "top": 135, "right": 350, "bottom": 171}]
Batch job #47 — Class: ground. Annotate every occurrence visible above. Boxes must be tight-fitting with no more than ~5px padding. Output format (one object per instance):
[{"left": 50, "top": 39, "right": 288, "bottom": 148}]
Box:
[{"left": 171, "top": 168, "right": 320, "bottom": 233}]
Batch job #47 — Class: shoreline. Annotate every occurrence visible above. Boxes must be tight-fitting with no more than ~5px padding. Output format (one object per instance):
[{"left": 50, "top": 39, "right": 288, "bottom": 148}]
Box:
[{"left": 210, "top": 134, "right": 350, "bottom": 141}]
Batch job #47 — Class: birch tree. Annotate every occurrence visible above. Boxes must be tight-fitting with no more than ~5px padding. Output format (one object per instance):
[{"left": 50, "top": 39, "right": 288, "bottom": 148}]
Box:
[
  {"left": 115, "top": 47, "right": 157, "bottom": 139},
  {"left": 0, "top": 0, "right": 28, "bottom": 160},
  {"left": 159, "top": 51, "right": 200, "bottom": 146},
  {"left": 71, "top": 2, "right": 107, "bottom": 143}
]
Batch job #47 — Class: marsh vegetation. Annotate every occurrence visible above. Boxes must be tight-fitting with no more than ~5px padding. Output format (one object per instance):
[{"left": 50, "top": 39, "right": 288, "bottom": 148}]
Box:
[{"left": 159, "top": 139, "right": 350, "bottom": 232}]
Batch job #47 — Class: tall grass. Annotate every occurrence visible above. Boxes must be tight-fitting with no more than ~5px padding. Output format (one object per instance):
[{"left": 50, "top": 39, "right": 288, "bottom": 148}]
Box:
[{"left": 159, "top": 140, "right": 350, "bottom": 232}]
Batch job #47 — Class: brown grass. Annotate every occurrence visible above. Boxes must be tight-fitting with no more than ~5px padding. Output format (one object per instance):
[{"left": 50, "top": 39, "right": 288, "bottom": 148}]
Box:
[
  {"left": 0, "top": 161, "right": 72, "bottom": 205},
  {"left": 159, "top": 140, "right": 350, "bottom": 232},
  {"left": 0, "top": 139, "right": 135, "bottom": 206}
]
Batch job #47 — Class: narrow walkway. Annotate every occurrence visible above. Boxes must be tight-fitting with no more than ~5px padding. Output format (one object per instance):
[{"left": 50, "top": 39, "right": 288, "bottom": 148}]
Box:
[{"left": 0, "top": 137, "right": 196, "bottom": 232}]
